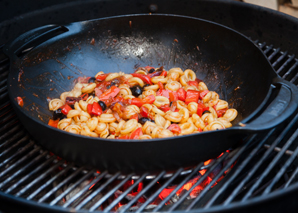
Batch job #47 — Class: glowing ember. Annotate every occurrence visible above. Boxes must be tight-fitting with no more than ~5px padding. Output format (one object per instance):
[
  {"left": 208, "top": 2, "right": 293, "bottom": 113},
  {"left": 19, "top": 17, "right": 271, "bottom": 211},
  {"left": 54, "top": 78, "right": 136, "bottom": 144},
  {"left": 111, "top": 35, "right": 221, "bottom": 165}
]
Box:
[{"left": 114, "top": 152, "right": 235, "bottom": 211}]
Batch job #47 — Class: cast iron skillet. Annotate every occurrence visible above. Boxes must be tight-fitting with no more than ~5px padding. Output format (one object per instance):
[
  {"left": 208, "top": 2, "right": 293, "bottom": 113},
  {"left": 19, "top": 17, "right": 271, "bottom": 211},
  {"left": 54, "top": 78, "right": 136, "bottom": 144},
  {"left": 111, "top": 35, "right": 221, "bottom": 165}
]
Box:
[{"left": 4, "top": 14, "right": 298, "bottom": 173}]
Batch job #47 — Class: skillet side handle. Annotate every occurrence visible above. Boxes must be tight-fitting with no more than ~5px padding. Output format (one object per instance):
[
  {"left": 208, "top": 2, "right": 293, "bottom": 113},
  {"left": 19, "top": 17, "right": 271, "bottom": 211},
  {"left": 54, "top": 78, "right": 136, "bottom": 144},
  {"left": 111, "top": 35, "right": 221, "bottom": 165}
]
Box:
[
  {"left": 240, "top": 78, "right": 298, "bottom": 131},
  {"left": 3, "top": 25, "right": 69, "bottom": 59}
]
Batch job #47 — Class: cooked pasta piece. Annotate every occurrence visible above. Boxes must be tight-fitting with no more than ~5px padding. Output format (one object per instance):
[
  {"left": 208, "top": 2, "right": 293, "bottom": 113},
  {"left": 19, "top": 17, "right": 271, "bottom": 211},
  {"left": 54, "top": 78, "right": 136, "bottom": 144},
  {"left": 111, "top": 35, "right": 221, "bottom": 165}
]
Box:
[
  {"left": 48, "top": 66, "right": 238, "bottom": 139},
  {"left": 49, "top": 99, "right": 64, "bottom": 111}
]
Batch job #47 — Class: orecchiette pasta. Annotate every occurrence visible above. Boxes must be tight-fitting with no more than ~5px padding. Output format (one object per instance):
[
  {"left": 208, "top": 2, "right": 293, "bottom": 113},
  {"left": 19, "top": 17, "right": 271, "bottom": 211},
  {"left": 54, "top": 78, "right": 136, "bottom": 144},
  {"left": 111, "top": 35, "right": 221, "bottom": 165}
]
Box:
[{"left": 48, "top": 66, "right": 238, "bottom": 139}]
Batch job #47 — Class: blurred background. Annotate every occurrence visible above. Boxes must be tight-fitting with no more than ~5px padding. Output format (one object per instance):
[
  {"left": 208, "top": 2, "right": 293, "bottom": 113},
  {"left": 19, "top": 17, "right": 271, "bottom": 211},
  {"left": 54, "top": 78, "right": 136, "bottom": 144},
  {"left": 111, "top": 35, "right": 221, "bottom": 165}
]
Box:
[{"left": 240, "top": 0, "right": 298, "bottom": 17}]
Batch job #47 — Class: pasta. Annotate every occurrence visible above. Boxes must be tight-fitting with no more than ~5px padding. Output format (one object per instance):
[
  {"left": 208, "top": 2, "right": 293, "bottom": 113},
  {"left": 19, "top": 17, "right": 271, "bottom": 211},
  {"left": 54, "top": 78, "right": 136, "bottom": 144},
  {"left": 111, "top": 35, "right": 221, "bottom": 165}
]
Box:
[{"left": 48, "top": 66, "right": 238, "bottom": 139}]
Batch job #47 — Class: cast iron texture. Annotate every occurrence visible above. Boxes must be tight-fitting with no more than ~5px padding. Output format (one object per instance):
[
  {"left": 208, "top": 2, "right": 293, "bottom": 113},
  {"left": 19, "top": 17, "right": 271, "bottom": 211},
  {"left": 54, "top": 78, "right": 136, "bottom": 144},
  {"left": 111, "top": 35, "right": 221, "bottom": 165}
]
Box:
[{"left": 4, "top": 15, "right": 298, "bottom": 173}]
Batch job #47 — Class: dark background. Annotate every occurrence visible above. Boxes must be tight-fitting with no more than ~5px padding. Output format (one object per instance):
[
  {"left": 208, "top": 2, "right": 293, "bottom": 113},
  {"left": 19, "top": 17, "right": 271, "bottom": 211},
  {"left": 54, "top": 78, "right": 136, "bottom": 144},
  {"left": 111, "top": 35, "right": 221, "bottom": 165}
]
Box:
[{"left": 1, "top": 0, "right": 298, "bottom": 55}]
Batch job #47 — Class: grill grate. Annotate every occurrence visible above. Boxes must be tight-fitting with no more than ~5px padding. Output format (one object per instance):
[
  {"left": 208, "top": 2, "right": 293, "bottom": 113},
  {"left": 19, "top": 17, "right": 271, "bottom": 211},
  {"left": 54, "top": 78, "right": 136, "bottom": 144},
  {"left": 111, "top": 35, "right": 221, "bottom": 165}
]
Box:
[{"left": 0, "top": 41, "right": 298, "bottom": 212}]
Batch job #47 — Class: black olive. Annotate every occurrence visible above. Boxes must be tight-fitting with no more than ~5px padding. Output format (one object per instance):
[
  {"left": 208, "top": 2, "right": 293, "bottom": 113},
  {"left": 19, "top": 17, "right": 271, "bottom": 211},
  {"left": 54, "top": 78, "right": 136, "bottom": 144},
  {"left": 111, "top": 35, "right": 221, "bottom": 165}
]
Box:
[
  {"left": 170, "top": 101, "right": 173, "bottom": 107},
  {"left": 131, "top": 86, "right": 143, "bottom": 97},
  {"left": 139, "top": 117, "right": 153, "bottom": 125},
  {"left": 53, "top": 108, "right": 64, "bottom": 120},
  {"left": 106, "top": 84, "right": 112, "bottom": 89},
  {"left": 98, "top": 101, "right": 107, "bottom": 111},
  {"left": 88, "top": 77, "right": 96, "bottom": 83},
  {"left": 143, "top": 84, "right": 151, "bottom": 88},
  {"left": 111, "top": 78, "right": 120, "bottom": 84},
  {"left": 202, "top": 110, "right": 210, "bottom": 115},
  {"left": 70, "top": 105, "right": 75, "bottom": 109},
  {"left": 148, "top": 68, "right": 155, "bottom": 73},
  {"left": 90, "top": 91, "right": 95, "bottom": 97},
  {"left": 110, "top": 81, "right": 118, "bottom": 87}
]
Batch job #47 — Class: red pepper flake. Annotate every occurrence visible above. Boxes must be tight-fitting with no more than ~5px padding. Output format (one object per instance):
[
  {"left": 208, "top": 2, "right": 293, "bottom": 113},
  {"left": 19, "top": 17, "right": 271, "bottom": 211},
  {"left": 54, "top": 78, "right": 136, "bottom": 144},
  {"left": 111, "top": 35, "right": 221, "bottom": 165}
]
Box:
[
  {"left": 90, "top": 38, "right": 95, "bottom": 45},
  {"left": 174, "top": 39, "right": 178, "bottom": 43},
  {"left": 168, "top": 124, "right": 181, "bottom": 134},
  {"left": 80, "top": 93, "right": 89, "bottom": 101},
  {"left": 129, "top": 21, "right": 132, "bottom": 28},
  {"left": 48, "top": 119, "right": 60, "bottom": 128},
  {"left": 60, "top": 104, "right": 72, "bottom": 115},
  {"left": 18, "top": 69, "right": 24, "bottom": 82},
  {"left": 16, "top": 97, "right": 24, "bottom": 107},
  {"left": 131, "top": 114, "right": 139, "bottom": 121},
  {"left": 99, "top": 86, "right": 120, "bottom": 101}
]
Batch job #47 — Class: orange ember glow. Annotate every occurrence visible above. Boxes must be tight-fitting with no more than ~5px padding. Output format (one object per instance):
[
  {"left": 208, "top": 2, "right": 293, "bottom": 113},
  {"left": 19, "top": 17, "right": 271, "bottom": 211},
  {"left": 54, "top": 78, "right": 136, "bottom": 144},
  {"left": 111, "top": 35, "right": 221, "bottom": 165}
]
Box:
[
  {"left": 89, "top": 183, "right": 96, "bottom": 190},
  {"left": 112, "top": 152, "right": 233, "bottom": 211}
]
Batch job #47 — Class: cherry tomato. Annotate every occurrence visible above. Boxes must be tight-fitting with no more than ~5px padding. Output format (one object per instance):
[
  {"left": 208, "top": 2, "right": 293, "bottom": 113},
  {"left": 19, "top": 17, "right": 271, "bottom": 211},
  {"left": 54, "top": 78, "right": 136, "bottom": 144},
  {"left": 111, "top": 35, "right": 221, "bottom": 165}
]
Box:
[
  {"left": 188, "top": 81, "right": 198, "bottom": 88},
  {"left": 60, "top": 104, "right": 72, "bottom": 115},
  {"left": 96, "top": 74, "right": 109, "bottom": 81},
  {"left": 199, "top": 90, "right": 209, "bottom": 99},
  {"left": 131, "top": 113, "right": 139, "bottom": 121},
  {"left": 160, "top": 70, "right": 168, "bottom": 77},
  {"left": 185, "top": 90, "right": 200, "bottom": 104},
  {"left": 129, "top": 127, "right": 143, "bottom": 139},
  {"left": 140, "top": 106, "right": 149, "bottom": 118},
  {"left": 177, "top": 88, "right": 186, "bottom": 101},
  {"left": 168, "top": 124, "right": 181, "bottom": 134}
]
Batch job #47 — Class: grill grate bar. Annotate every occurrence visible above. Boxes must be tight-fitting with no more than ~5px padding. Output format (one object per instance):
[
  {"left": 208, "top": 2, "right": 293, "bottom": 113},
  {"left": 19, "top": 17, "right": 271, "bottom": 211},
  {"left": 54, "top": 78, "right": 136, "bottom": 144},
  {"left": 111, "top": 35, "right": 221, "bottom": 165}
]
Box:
[
  {"left": 153, "top": 162, "right": 205, "bottom": 212},
  {"left": 262, "top": 129, "right": 298, "bottom": 195},
  {"left": 5, "top": 155, "right": 57, "bottom": 194},
  {"left": 89, "top": 174, "right": 133, "bottom": 212},
  {"left": 0, "top": 138, "right": 33, "bottom": 168},
  {"left": 16, "top": 160, "right": 65, "bottom": 197},
  {"left": 0, "top": 91, "right": 9, "bottom": 102},
  {"left": 73, "top": 172, "right": 121, "bottom": 209},
  {"left": 27, "top": 163, "right": 75, "bottom": 200},
  {"left": 263, "top": 45, "right": 273, "bottom": 54},
  {"left": 0, "top": 150, "right": 47, "bottom": 189},
  {"left": 268, "top": 48, "right": 281, "bottom": 61},
  {"left": 204, "top": 132, "right": 272, "bottom": 208},
  {"left": 0, "top": 101, "right": 10, "bottom": 111},
  {"left": 136, "top": 168, "right": 184, "bottom": 213},
  {"left": 38, "top": 166, "right": 85, "bottom": 203},
  {"left": 282, "top": 60, "right": 298, "bottom": 80},
  {"left": 118, "top": 171, "right": 166, "bottom": 213},
  {"left": 0, "top": 140, "right": 36, "bottom": 174},
  {"left": 0, "top": 112, "right": 17, "bottom": 127},
  {"left": 223, "top": 114, "right": 298, "bottom": 204},
  {"left": 103, "top": 173, "right": 148, "bottom": 212},
  {"left": 168, "top": 153, "right": 228, "bottom": 212},
  {"left": 241, "top": 114, "right": 298, "bottom": 201},
  {"left": 186, "top": 135, "right": 258, "bottom": 211},
  {"left": 272, "top": 51, "right": 288, "bottom": 68},
  {"left": 276, "top": 55, "right": 295, "bottom": 74},
  {"left": 289, "top": 61, "right": 298, "bottom": 84},
  {"left": 0, "top": 126, "right": 25, "bottom": 148},
  {"left": 258, "top": 42, "right": 267, "bottom": 49},
  {"left": 0, "top": 106, "right": 13, "bottom": 120},
  {"left": 49, "top": 169, "right": 96, "bottom": 206},
  {"left": 63, "top": 171, "right": 107, "bottom": 208},
  {"left": 0, "top": 85, "right": 7, "bottom": 95},
  {"left": 0, "top": 70, "right": 8, "bottom": 81},
  {"left": 284, "top": 165, "right": 298, "bottom": 188},
  {"left": 263, "top": 144, "right": 294, "bottom": 156}
]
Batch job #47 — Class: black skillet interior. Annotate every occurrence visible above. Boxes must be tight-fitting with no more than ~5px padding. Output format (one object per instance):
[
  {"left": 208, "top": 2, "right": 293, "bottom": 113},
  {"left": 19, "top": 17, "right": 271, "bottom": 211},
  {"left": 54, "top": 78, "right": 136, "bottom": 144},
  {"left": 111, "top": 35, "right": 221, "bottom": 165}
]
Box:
[
  {"left": 5, "top": 14, "right": 285, "bottom": 173},
  {"left": 9, "top": 14, "right": 276, "bottom": 124}
]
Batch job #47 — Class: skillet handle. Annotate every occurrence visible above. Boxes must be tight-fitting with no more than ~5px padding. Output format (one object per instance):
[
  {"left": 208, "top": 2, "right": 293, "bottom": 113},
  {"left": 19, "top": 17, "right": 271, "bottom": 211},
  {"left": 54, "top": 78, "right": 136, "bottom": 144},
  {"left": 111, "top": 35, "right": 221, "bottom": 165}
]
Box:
[
  {"left": 3, "top": 25, "right": 68, "bottom": 59},
  {"left": 241, "top": 77, "right": 298, "bottom": 131}
]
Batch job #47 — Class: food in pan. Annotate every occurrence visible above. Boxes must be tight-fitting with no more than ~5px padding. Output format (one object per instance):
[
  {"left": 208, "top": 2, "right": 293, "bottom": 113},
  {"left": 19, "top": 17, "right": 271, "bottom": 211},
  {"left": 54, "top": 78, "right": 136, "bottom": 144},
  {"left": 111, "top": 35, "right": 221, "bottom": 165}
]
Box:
[{"left": 48, "top": 66, "right": 237, "bottom": 139}]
